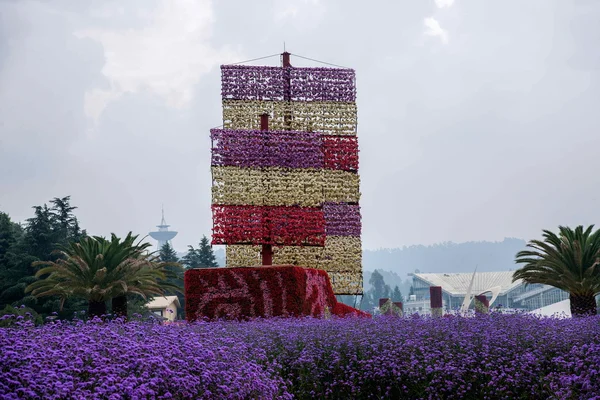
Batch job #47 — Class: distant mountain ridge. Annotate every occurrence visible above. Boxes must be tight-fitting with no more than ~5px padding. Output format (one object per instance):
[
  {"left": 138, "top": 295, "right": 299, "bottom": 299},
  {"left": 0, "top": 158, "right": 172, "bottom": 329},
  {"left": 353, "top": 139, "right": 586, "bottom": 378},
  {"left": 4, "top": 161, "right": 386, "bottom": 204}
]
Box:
[
  {"left": 363, "top": 238, "right": 526, "bottom": 275},
  {"left": 362, "top": 238, "right": 526, "bottom": 294}
]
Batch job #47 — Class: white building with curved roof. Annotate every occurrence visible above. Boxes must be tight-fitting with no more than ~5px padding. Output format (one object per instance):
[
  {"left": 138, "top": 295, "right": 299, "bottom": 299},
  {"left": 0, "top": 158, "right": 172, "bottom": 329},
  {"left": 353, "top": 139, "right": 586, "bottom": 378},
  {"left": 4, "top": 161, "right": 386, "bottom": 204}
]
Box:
[{"left": 407, "top": 271, "right": 568, "bottom": 313}]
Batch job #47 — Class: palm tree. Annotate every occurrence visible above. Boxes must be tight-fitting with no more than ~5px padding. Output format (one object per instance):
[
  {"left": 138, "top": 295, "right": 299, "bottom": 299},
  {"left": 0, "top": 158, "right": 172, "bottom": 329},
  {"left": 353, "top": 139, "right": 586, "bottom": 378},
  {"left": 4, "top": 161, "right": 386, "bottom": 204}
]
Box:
[
  {"left": 25, "top": 233, "right": 182, "bottom": 318},
  {"left": 514, "top": 225, "right": 600, "bottom": 316},
  {"left": 98, "top": 232, "right": 180, "bottom": 317}
]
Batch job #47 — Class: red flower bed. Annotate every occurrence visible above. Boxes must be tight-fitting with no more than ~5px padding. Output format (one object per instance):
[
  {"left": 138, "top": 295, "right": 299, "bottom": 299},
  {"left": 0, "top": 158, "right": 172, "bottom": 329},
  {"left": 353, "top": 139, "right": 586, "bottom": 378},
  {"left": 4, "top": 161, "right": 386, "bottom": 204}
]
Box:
[
  {"left": 185, "top": 266, "right": 368, "bottom": 321},
  {"left": 332, "top": 302, "right": 370, "bottom": 317},
  {"left": 211, "top": 205, "right": 326, "bottom": 246}
]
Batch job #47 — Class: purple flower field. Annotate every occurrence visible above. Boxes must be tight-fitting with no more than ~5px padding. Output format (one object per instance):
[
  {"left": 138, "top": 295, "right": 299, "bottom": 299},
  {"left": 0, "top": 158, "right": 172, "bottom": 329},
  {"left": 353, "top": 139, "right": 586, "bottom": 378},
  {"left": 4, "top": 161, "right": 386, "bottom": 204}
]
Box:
[{"left": 1, "top": 314, "right": 600, "bottom": 399}]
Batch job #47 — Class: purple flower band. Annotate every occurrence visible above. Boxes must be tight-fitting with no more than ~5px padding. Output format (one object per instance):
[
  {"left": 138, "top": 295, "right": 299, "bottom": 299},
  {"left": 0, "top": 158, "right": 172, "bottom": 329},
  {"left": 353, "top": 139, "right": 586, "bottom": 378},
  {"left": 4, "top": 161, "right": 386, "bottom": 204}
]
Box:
[
  {"left": 211, "top": 129, "right": 323, "bottom": 169},
  {"left": 221, "top": 66, "right": 285, "bottom": 101},
  {"left": 290, "top": 68, "right": 356, "bottom": 102},
  {"left": 221, "top": 65, "right": 356, "bottom": 102},
  {"left": 323, "top": 202, "right": 361, "bottom": 237}
]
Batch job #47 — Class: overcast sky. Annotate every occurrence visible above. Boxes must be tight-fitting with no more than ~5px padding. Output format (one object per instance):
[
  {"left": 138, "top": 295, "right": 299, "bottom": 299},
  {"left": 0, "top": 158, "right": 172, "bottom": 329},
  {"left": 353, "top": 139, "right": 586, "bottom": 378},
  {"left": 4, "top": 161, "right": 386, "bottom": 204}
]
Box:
[{"left": 1, "top": 0, "right": 599, "bottom": 252}]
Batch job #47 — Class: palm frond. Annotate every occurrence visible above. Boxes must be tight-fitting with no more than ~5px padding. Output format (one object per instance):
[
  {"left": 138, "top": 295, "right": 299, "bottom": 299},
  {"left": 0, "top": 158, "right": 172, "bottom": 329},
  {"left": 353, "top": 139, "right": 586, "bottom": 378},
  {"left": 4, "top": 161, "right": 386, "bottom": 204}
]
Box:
[{"left": 514, "top": 225, "right": 600, "bottom": 296}]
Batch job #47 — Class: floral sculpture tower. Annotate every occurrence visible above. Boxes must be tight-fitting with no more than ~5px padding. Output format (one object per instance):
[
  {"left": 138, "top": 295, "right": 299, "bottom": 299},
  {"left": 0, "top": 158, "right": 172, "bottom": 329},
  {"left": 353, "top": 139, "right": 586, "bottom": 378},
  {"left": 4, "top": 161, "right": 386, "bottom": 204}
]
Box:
[{"left": 211, "top": 52, "right": 362, "bottom": 295}]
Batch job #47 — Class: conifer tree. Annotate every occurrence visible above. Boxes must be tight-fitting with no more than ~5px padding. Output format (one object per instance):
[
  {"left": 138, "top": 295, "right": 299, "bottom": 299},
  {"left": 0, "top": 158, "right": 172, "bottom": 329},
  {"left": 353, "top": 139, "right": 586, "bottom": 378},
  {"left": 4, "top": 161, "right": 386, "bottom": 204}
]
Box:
[
  {"left": 391, "top": 285, "right": 404, "bottom": 303},
  {"left": 182, "top": 236, "right": 219, "bottom": 269},
  {"left": 158, "top": 242, "right": 184, "bottom": 318},
  {"left": 159, "top": 242, "right": 179, "bottom": 263}
]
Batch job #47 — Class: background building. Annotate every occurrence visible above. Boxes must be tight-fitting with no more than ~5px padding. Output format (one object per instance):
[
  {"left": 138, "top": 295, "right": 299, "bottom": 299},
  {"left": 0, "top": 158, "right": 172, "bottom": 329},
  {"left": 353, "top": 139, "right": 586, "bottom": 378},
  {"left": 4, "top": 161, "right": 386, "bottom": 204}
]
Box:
[
  {"left": 146, "top": 296, "right": 180, "bottom": 322},
  {"left": 405, "top": 271, "right": 569, "bottom": 313},
  {"left": 402, "top": 295, "right": 435, "bottom": 315}
]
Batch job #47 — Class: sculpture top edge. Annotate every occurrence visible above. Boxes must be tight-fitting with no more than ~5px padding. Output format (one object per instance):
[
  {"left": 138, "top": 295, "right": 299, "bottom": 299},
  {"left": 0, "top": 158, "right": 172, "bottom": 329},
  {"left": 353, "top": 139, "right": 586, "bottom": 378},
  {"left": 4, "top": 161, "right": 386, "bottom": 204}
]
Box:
[{"left": 220, "top": 64, "right": 355, "bottom": 72}]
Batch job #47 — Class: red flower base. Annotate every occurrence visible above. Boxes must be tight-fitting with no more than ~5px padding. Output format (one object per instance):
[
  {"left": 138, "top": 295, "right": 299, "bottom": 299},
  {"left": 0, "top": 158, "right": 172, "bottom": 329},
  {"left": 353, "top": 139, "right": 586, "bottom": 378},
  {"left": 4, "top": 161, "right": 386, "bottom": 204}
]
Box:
[{"left": 185, "top": 265, "right": 369, "bottom": 321}]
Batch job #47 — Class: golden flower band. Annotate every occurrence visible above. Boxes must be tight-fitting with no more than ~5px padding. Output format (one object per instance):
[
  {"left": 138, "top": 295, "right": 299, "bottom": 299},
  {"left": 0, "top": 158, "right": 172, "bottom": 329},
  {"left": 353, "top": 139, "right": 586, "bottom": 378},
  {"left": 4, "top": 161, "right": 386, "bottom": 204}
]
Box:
[
  {"left": 225, "top": 236, "right": 362, "bottom": 294},
  {"left": 327, "top": 272, "right": 363, "bottom": 295},
  {"left": 222, "top": 100, "right": 357, "bottom": 135},
  {"left": 211, "top": 166, "right": 360, "bottom": 207}
]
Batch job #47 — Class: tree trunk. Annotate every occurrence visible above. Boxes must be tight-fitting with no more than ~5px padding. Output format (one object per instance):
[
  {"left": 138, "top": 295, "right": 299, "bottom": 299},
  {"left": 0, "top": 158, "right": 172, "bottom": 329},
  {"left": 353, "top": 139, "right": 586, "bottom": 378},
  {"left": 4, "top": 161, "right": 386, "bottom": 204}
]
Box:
[
  {"left": 112, "top": 295, "right": 128, "bottom": 319},
  {"left": 88, "top": 300, "right": 106, "bottom": 318},
  {"left": 569, "top": 293, "right": 597, "bottom": 316}
]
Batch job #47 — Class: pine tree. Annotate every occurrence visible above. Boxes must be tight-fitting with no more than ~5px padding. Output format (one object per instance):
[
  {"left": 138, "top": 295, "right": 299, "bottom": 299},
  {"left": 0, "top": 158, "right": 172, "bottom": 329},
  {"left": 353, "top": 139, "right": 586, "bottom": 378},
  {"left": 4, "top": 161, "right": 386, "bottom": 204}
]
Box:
[
  {"left": 369, "top": 270, "right": 390, "bottom": 301},
  {"left": 360, "top": 270, "right": 391, "bottom": 312},
  {"left": 0, "top": 197, "right": 87, "bottom": 316},
  {"left": 198, "top": 236, "right": 218, "bottom": 268},
  {"left": 181, "top": 244, "right": 201, "bottom": 269},
  {"left": 158, "top": 243, "right": 182, "bottom": 292},
  {"left": 0, "top": 213, "right": 19, "bottom": 267},
  {"left": 49, "top": 197, "right": 79, "bottom": 243},
  {"left": 359, "top": 291, "right": 375, "bottom": 312},
  {"left": 159, "top": 242, "right": 179, "bottom": 263},
  {"left": 0, "top": 213, "right": 27, "bottom": 307},
  {"left": 157, "top": 242, "right": 185, "bottom": 319},
  {"left": 182, "top": 235, "right": 218, "bottom": 269},
  {"left": 23, "top": 197, "right": 83, "bottom": 262},
  {"left": 24, "top": 205, "right": 55, "bottom": 261},
  {"left": 391, "top": 285, "right": 404, "bottom": 303}
]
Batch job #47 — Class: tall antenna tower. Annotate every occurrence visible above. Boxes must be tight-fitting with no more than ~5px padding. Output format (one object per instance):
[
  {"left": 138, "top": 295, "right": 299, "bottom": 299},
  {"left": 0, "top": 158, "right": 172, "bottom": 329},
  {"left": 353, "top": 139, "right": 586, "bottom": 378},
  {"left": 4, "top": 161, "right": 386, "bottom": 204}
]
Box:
[{"left": 149, "top": 206, "right": 178, "bottom": 250}]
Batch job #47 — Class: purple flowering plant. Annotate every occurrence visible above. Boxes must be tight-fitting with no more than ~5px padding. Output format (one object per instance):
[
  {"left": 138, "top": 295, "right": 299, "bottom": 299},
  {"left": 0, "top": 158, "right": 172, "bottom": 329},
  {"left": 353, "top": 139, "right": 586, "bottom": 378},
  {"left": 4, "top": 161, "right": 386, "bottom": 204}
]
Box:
[{"left": 1, "top": 314, "right": 600, "bottom": 399}]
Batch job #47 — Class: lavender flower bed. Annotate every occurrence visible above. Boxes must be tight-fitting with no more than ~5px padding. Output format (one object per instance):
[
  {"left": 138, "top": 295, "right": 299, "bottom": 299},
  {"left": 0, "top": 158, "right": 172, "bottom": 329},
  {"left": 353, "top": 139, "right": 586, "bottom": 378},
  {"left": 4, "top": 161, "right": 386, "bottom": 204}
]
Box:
[{"left": 2, "top": 314, "right": 599, "bottom": 399}]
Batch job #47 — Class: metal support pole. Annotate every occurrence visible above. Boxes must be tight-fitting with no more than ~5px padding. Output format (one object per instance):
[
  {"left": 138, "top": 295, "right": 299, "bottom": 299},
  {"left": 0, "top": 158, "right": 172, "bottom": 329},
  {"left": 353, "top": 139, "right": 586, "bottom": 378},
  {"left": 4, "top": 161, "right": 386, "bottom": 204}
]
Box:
[
  {"left": 282, "top": 51, "right": 291, "bottom": 68},
  {"left": 261, "top": 245, "right": 273, "bottom": 266},
  {"left": 282, "top": 52, "right": 292, "bottom": 129},
  {"left": 260, "top": 51, "right": 290, "bottom": 265},
  {"left": 260, "top": 113, "right": 269, "bottom": 131},
  {"left": 259, "top": 113, "right": 273, "bottom": 266}
]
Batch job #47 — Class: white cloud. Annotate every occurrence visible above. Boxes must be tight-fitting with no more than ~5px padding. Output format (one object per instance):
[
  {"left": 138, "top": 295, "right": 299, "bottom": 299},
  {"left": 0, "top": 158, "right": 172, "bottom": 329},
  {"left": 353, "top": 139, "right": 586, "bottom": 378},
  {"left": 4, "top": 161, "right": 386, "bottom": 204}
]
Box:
[
  {"left": 76, "top": 0, "right": 240, "bottom": 121},
  {"left": 275, "top": 6, "right": 299, "bottom": 20},
  {"left": 273, "top": 0, "right": 326, "bottom": 26},
  {"left": 423, "top": 17, "right": 449, "bottom": 44},
  {"left": 435, "top": 0, "right": 455, "bottom": 8}
]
